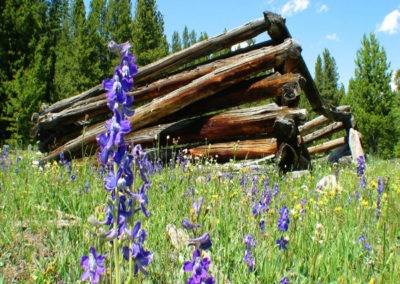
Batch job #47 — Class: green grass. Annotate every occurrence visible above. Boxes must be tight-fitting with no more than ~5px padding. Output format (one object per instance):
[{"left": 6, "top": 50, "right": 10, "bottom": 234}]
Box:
[{"left": 1, "top": 147, "right": 400, "bottom": 283}]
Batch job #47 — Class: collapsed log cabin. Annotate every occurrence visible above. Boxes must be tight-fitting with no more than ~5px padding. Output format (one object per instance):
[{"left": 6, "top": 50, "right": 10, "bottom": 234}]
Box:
[{"left": 31, "top": 11, "right": 364, "bottom": 171}]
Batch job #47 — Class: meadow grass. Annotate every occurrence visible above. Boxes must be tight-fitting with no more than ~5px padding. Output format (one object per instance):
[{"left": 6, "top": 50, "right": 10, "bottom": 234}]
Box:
[{"left": 1, "top": 147, "right": 399, "bottom": 283}]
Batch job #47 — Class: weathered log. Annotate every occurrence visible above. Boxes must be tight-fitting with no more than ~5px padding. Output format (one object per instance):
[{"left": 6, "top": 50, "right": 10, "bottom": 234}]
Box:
[
  {"left": 263, "top": 12, "right": 355, "bottom": 129},
  {"left": 37, "top": 72, "right": 306, "bottom": 153},
  {"left": 349, "top": 128, "right": 364, "bottom": 163},
  {"left": 40, "top": 85, "right": 104, "bottom": 115},
  {"left": 135, "top": 17, "right": 269, "bottom": 83},
  {"left": 42, "top": 38, "right": 300, "bottom": 162},
  {"left": 274, "top": 114, "right": 311, "bottom": 170},
  {"left": 160, "top": 72, "right": 305, "bottom": 124},
  {"left": 188, "top": 138, "right": 278, "bottom": 161},
  {"left": 125, "top": 104, "right": 303, "bottom": 147},
  {"left": 299, "top": 105, "right": 350, "bottom": 134},
  {"left": 302, "top": 121, "right": 344, "bottom": 144},
  {"left": 308, "top": 137, "right": 347, "bottom": 155}
]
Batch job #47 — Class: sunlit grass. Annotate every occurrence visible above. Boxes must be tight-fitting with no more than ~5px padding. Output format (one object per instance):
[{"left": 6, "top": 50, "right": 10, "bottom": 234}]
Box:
[{"left": 1, "top": 147, "right": 400, "bottom": 283}]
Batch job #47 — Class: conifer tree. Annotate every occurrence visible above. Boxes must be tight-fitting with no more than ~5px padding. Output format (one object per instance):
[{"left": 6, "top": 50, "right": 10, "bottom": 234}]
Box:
[
  {"left": 131, "top": 0, "right": 168, "bottom": 66},
  {"left": 171, "top": 31, "right": 182, "bottom": 53},
  {"left": 182, "top": 26, "right": 190, "bottom": 49},
  {"left": 314, "top": 49, "right": 341, "bottom": 106},
  {"left": 348, "top": 33, "right": 394, "bottom": 157},
  {"left": 87, "top": 0, "right": 109, "bottom": 79}
]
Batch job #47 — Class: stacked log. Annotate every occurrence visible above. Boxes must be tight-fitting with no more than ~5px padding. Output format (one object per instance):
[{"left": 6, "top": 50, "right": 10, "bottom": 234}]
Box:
[{"left": 32, "top": 11, "right": 362, "bottom": 171}]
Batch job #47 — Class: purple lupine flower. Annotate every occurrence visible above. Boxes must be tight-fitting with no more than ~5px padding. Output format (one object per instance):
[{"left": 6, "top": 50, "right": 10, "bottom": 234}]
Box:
[
  {"left": 253, "top": 201, "right": 268, "bottom": 218},
  {"left": 84, "top": 182, "right": 90, "bottom": 193},
  {"left": 192, "top": 197, "right": 204, "bottom": 219},
  {"left": 280, "top": 277, "right": 291, "bottom": 284},
  {"left": 243, "top": 249, "right": 255, "bottom": 272},
  {"left": 244, "top": 234, "right": 256, "bottom": 249},
  {"left": 243, "top": 234, "right": 256, "bottom": 272},
  {"left": 364, "top": 242, "right": 371, "bottom": 251},
  {"left": 108, "top": 40, "right": 132, "bottom": 56},
  {"left": 182, "top": 219, "right": 202, "bottom": 230},
  {"left": 129, "top": 183, "right": 150, "bottom": 217},
  {"left": 80, "top": 247, "right": 106, "bottom": 284},
  {"left": 96, "top": 110, "right": 131, "bottom": 164},
  {"left": 116, "top": 53, "right": 138, "bottom": 91},
  {"left": 377, "top": 177, "right": 384, "bottom": 195},
  {"left": 278, "top": 205, "right": 290, "bottom": 232},
  {"left": 276, "top": 235, "right": 289, "bottom": 250},
  {"left": 359, "top": 235, "right": 367, "bottom": 243},
  {"left": 356, "top": 155, "right": 366, "bottom": 177},
  {"left": 183, "top": 249, "right": 215, "bottom": 284},
  {"left": 273, "top": 183, "right": 280, "bottom": 196},
  {"left": 122, "top": 221, "right": 153, "bottom": 275},
  {"left": 188, "top": 232, "right": 212, "bottom": 250}
]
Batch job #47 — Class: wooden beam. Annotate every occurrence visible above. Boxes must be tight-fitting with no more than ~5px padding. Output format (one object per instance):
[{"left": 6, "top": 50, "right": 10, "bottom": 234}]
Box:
[
  {"left": 308, "top": 137, "right": 346, "bottom": 155},
  {"left": 188, "top": 138, "right": 278, "bottom": 161}
]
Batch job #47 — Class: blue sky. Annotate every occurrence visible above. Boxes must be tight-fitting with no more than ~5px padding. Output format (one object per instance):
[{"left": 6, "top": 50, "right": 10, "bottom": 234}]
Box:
[{"left": 155, "top": 0, "right": 399, "bottom": 90}]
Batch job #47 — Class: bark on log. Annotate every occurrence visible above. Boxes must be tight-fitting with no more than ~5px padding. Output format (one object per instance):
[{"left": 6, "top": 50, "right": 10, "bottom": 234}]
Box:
[
  {"left": 188, "top": 138, "right": 278, "bottom": 161},
  {"left": 308, "top": 137, "right": 346, "bottom": 155},
  {"left": 160, "top": 72, "right": 305, "bottom": 124},
  {"left": 299, "top": 105, "right": 350, "bottom": 134},
  {"left": 135, "top": 17, "right": 269, "bottom": 83},
  {"left": 42, "top": 38, "right": 300, "bottom": 162},
  {"left": 302, "top": 121, "right": 344, "bottom": 144},
  {"left": 145, "top": 104, "right": 306, "bottom": 145}
]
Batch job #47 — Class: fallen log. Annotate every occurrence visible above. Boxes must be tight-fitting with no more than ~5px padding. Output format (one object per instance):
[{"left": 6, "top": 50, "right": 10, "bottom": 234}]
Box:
[
  {"left": 42, "top": 38, "right": 300, "bottom": 162},
  {"left": 302, "top": 121, "right": 344, "bottom": 144},
  {"left": 308, "top": 137, "right": 347, "bottom": 155},
  {"left": 160, "top": 72, "right": 305, "bottom": 124},
  {"left": 188, "top": 138, "right": 278, "bottom": 161},
  {"left": 299, "top": 105, "right": 350, "bottom": 134}
]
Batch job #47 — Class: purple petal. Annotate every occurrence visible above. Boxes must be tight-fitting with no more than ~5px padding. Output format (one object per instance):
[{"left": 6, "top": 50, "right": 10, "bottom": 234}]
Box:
[
  {"left": 102, "top": 78, "right": 114, "bottom": 91},
  {"left": 80, "top": 255, "right": 89, "bottom": 270},
  {"left": 183, "top": 260, "right": 194, "bottom": 272}
]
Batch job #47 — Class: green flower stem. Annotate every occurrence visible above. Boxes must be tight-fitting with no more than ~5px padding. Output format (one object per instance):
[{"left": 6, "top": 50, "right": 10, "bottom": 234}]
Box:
[{"left": 113, "top": 162, "right": 121, "bottom": 284}]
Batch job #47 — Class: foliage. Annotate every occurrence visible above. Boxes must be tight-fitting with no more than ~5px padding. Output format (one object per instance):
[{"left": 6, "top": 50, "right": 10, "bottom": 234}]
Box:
[
  {"left": 1, "top": 147, "right": 400, "bottom": 283},
  {"left": 131, "top": 0, "right": 168, "bottom": 66},
  {"left": 314, "top": 49, "right": 343, "bottom": 106},
  {"left": 347, "top": 33, "right": 395, "bottom": 158}
]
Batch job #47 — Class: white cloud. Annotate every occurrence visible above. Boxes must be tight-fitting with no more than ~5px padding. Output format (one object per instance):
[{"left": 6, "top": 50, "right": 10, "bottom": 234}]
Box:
[
  {"left": 325, "top": 33, "right": 340, "bottom": 41},
  {"left": 280, "top": 0, "right": 310, "bottom": 17},
  {"left": 378, "top": 9, "right": 400, "bottom": 34},
  {"left": 317, "top": 4, "right": 328, "bottom": 13}
]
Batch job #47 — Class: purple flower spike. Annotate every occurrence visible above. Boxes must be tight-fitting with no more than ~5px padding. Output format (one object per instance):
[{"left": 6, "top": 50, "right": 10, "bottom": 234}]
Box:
[
  {"left": 183, "top": 249, "right": 215, "bottom": 284},
  {"left": 188, "top": 232, "right": 212, "bottom": 250},
  {"left": 276, "top": 235, "right": 289, "bottom": 250},
  {"left": 80, "top": 247, "right": 106, "bottom": 284},
  {"left": 108, "top": 40, "right": 132, "bottom": 56},
  {"left": 182, "top": 219, "right": 202, "bottom": 230}
]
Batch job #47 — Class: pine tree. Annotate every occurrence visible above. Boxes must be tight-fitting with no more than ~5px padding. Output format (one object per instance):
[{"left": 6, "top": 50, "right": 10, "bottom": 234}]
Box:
[
  {"left": 182, "top": 26, "right": 190, "bottom": 49},
  {"left": 87, "top": 0, "right": 109, "bottom": 80},
  {"left": 314, "top": 49, "right": 341, "bottom": 106},
  {"left": 189, "top": 30, "right": 197, "bottom": 46},
  {"left": 171, "top": 31, "right": 182, "bottom": 53},
  {"left": 348, "top": 33, "right": 394, "bottom": 157},
  {"left": 131, "top": 0, "right": 168, "bottom": 66},
  {"left": 2, "top": 0, "right": 50, "bottom": 144},
  {"left": 314, "top": 55, "right": 323, "bottom": 91}
]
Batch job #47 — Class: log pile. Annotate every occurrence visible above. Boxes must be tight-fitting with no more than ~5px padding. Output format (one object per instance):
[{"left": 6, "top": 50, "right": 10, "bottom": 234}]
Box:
[{"left": 32, "top": 11, "right": 363, "bottom": 171}]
